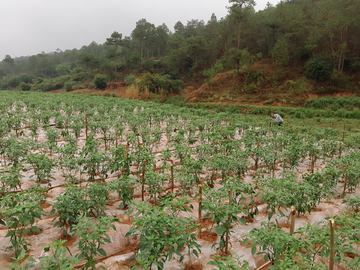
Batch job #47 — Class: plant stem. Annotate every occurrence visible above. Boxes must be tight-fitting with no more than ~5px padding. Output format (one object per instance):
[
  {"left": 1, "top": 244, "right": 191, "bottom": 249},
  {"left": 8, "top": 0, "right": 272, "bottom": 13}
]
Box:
[
  {"left": 141, "top": 161, "right": 146, "bottom": 202},
  {"left": 171, "top": 165, "right": 174, "bottom": 194},
  {"left": 198, "top": 184, "right": 202, "bottom": 237},
  {"left": 85, "top": 113, "right": 87, "bottom": 142}
]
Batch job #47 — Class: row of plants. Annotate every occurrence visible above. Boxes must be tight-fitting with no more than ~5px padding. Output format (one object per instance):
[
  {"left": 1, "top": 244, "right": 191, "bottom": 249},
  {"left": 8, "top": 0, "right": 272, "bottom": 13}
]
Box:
[
  {"left": 0, "top": 91, "right": 360, "bottom": 269},
  {"left": 186, "top": 101, "right": 360, "bottom": 120}
]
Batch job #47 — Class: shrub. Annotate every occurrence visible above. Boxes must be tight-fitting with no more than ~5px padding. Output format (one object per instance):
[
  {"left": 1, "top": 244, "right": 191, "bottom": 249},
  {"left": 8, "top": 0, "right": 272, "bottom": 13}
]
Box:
[
  {"left": 137, "top": 73, "right": 184, "bottom": 94},
  {"left": 64, "top": 81, "right": 74, "bottom": 92},
  {"left": 124, "top": 74, "right": 136, "bottom": 87},
  {"left": 305, "top": 57, "right": 332, "bottom": 82},
  {"left": 304, "top": 96, "right": 360, "bottom": 110},
  {"left": 30, "top": 75, "right": 70, "bottom": 92},
  {"left": 287, "top": 77, "right": 310, "bottom": 95},
  {"left": 165, "top": 97, "right": 185, "bottom": 106},
  {"left": 271, "top": 36, "right": 290, "bottom": 66},
  {"left": 20, "top": 82, "right": 32, "bottom": 91},
  {"left": 72, "top": 72, "right": 91, "bottom": 82},
  {"left": 294, "top": 109, "right": 305, "bottom": 119},
  {"left": 330, "top": 70, "right": 351, "bottom": 88},
  {"left": 0, "top": 74, "right": 35, "bottom": 89},
  {"left": 93, "top": 74, "right": 107, "bottom": 89}
]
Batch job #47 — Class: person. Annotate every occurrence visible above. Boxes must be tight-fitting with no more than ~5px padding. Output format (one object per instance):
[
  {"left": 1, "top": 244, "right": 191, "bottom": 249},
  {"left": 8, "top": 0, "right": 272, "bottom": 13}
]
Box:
[{"left": 270, "top": 113, "right": 283, "bottom": 126}]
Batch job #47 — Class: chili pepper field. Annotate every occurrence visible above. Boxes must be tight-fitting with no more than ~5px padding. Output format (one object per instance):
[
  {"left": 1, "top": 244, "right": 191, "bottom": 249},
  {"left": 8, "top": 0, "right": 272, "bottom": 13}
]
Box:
[{"left": 1, "top": 91, "right": 360, "bottom": 270}]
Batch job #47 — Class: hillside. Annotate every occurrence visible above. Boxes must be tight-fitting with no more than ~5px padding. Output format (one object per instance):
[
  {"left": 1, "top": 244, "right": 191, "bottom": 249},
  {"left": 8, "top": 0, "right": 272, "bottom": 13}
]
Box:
[{"left": 184, "top": 60, "right": 359, "bottom": 107}]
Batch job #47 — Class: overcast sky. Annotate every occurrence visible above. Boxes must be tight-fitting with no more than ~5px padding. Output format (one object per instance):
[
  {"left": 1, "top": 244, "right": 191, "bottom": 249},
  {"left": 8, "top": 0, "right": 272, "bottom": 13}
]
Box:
[{"left": 0, "top": 0, "right": 280, "bottom": 60}]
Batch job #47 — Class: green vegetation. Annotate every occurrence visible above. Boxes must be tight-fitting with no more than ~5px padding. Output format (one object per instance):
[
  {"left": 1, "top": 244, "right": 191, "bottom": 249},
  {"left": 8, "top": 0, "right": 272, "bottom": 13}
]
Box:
[
  {"left": 0, "top": 0, "right": 359, "bottom": 103},
  {"left": 93, "top": 74, "right": 107, "bottom": 89},
  {"left": 184, "top": 101, "right": 360, "bottom": 121},
  {"left": 0, "top": 84, "right": 360, "bottom": 269},
  {"left": 304, "top": 96, "right": 360, "bottom": 110}
]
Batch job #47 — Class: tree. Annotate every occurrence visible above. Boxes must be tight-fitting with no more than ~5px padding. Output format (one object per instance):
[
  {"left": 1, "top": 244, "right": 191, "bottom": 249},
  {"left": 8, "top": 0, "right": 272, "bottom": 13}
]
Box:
[
  {"left": 217, "top": 17, "right": 234, "bottom": 52},
  {"left": 131, "top": 19, "right": 155, "bottom": 64},
  {"left": 154, "top": 24, "right": 170, "bottom": 57},
  {"left": 204, "top": 13, "right": 221, "bottom": 63},
  {"left": 228, "top": 0, "right": 256, "bottom": 49},
  {"left": 55, "top": 64, "right": 70, "bottom": 76},
  {"left": 223, "top": 48, "right": 257, "bottom": 71},
  {"left": 166, "top": 33, "right": 186, "bottom": 52},
  {"left": 3, "top": 54, "right": 14, "bottom": 65},
  {"left": 78, "top": 53, "right": 101, "bottom": 71},
  {"left": 310, "top": 0, "right": 359, "bottom": 72},
  {"left": 186, "top": 36, "right": 207, "bottom": 67},
  {"left": 3, "top": 55, "right": 14, "bottom": 75},
  {"left": 183, "top": 19, "right": 205, "bottom": 38},
  {"left": 36, "top": 53, "right": 56, "bottom": 77},
  {"left": 174, "top": 21, "right": 185, "bottom": 35},
  {"left": 166, "top": 33, "right": 188, "bottom": 75},
  {"left": 105, "top": 31, "right": 123, "bottom": 73},
  {"left": 271, "top": 35, "right": 290, "bottom": 66}
]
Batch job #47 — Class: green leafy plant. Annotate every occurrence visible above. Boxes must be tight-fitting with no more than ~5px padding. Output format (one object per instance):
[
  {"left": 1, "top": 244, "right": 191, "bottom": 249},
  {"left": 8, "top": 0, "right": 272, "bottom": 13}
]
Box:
[
  {"left": 1, "top": 198, "right": 44, "bottom": 257},
  {"left": 0, "top": 166, "right": 22, "bottom": 197},
  {"left": 93, "top": 74, "right": 107, "bottom": 89},
  {"left": 343, "top": 195, "right": 360, "bottom": 215},
  {"left": 26, "top": 153, "right": 54, "bottom": 185},
  {"left": 200, "top": 185, "right": 247, "bottom": 253},
  {"left": 108, "top": 175, "right": 136, "bottom": 209},
  {"left": 126, "top": 201, "right": 200, "bottom": 270},
  {"left": 50, "top": 184, "right": 89, "bottom": 236},
  {"left": 36, "top": 239, "right": 78, "bottom": 269},
  {"left": 306, "top": 57, "right": 332, "bottom": 82},
  {"left": 4, "top": 249, "right": 35, "bottom": 270},
  {"left": 87, "top": 182, "right": 109, "bottom": 217},
  {"left": 207, "top": 254, "right": 250, "bottom": 270},
  {"left": 244, "top": 222, "right": 305, "bottom": 265},
  {"left": 72, "top": 214, "right": 117, "bottom": 270}
]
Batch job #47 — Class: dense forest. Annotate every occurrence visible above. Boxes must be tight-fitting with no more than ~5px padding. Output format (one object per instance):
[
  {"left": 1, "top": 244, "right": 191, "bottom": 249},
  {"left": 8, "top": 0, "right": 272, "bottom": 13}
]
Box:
[{"left": 0, "top": 0, "right": 360, "bottom": 101}]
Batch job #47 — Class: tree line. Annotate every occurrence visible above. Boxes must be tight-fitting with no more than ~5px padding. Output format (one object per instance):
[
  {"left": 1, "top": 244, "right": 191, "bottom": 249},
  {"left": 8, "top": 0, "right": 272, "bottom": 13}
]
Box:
[{"left": 0, "top": 0, "right": 359, "bottom": 92}]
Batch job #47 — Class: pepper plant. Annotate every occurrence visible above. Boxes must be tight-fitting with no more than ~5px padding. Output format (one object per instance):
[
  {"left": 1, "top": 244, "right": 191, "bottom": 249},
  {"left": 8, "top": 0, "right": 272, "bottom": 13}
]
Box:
[
  {"left": 126, "top": 201, "right": 199, "bottom": 270},
  {"left": 0, "top": 166, "right": 22, "bottom": 197},
  {"left": 244, "top": 222, "right": 306, "bottom": 265},
  {"left": 87, "top": 182, "right": 109, "bottom": 217},
  {"left": 207, "top": 254, "right": 250, "bottom": 270},
  {"left": 72, "top": 214, "right": 117, "bottom": 270},
  {"left": 0, "top": 195, "right": 44, "bottom": 257},
  {"left": 108, "top": 175, "right": 137, "bottom": 209},
  {"left": 4, "top": 249, "right": 35, "bottom": 270},
  {"left": 26, "top": 153, "right": 54, "bottom": 185},
  {"left": 50, "top": 184, "right": 89, "bottom": 236},
  {"left": 36, "top": 240, "right": 78, "bottom": 270},
  {"left": 200, "top": 185, "right": 247, "bottom": 253}
]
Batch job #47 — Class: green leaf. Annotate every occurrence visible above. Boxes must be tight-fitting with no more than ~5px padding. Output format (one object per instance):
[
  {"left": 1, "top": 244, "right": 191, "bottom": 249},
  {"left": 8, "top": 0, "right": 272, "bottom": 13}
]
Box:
[
  {"left": 215, "top": 225, "right": 226, "bottom": 236},
  {"left": 239, "top": 217, "right": 247, "bottom": 225},
  {"left": 5, "top": 230, "right": 15, "bottom": 237},
  {"left": 243, "top": 238, "right": 249, "bottom": 245},
  {"left": 31, "top": 226, "right": 41, "bottom": 233},
  {"left": 251, "top": 246, "right": 257, "bottom": 255},
  {"left": 264, "top": 253, "right": 269, "bottom": 262},
  {"left": 98, "top": 248, "right": 107, "bottom": 257}
]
